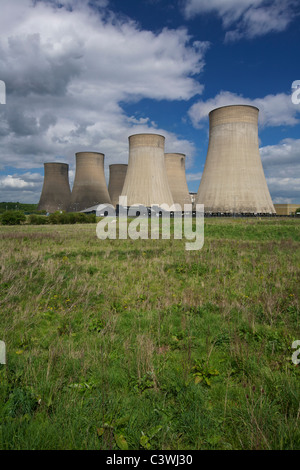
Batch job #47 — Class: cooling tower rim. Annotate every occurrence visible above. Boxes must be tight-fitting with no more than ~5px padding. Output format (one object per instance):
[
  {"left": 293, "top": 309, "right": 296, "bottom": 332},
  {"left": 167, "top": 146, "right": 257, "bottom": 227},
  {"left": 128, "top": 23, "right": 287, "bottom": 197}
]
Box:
[
  {"left": 165, "top": 153, "right": 186, "bottom": 157},
  {"left": 44, "top": 162, "right": 69, "bottom": 167},
  {"left": 209, "top": 104, "right": 259, "bottom": 116},
  {"left": 109, "top": 163, "right": 128, "bottom": 168},
  {"left": 75, "top": 151, "right": 105, "bottom": 157},
  {"left": 128, "top": 133, "right": 165, "bottom": 139}
]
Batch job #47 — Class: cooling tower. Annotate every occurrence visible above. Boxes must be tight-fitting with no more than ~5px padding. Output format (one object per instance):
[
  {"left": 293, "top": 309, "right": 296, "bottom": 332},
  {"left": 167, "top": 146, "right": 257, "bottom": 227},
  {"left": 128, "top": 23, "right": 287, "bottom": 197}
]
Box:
[
  {"left": 120, "top": 134, "right": 174, "bottom": 207},
  {"left": 196, "top": 105, "right": 276, "bottom": 214},
  {"left": 38, "top": 162, "right": 71, "bottom": 213},
  {"left": 108, "top": 164, "right": 128, "bottom": 207},
  {"left": 69, "top": 152, "right": 111, "bottom": 212},
  {"left": 165, "top": 153, "right": 191, "bottom": 208}
]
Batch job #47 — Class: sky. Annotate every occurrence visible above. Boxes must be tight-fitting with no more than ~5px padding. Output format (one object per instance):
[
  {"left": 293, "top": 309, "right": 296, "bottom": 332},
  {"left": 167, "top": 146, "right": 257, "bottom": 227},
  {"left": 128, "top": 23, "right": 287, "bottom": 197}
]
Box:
[{"left": 0, "top": 0, "right": 299, "bottom": 204}]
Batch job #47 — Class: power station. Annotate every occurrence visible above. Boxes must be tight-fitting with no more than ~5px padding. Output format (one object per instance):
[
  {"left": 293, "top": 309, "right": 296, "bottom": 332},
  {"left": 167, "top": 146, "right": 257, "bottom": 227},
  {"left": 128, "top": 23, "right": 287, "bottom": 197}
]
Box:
[
  {"left": 38, "top": 162, "right": 71, "bottom": 213},
  {"left": 165, "top": 153, "right": 191, "bottom": 208},
  {"left": 120, "top": 134, "right": 174, "bottom": 208},
  {"left": 195, "top": 105, "right": 276, "bottom": 214},
  {"left": 108, "top": 164, "right": 128, "bottom": 208},
  {"left": 37, "top": 106, "right": 290, "bottom": 216},
  {"left": 69, "top": 152, "right": 111, "bottom": 212}
]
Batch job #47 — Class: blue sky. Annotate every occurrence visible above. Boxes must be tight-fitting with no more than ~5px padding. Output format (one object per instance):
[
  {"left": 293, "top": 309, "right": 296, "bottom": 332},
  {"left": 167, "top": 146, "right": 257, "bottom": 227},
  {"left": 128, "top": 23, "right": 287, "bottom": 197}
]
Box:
[{"left": 0, "top": 0, "right": 299, "bottom": 203}]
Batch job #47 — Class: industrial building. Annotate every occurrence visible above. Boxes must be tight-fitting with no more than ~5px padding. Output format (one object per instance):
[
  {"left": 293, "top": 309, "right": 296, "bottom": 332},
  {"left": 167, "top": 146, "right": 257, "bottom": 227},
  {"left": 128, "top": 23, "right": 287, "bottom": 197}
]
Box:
[
  {"left": 69, "top": 152, "right": 111, "bottom": 212},
  {"left": 120, "top": 133, "right": 174, "bottom": 208},
  {"left": 274, "top": 204, "right": 300, "bottom": 216},
  {"left": 37, "top": 162, "right": 71, "bottom": 213},
  {"left": 195, "top": 105, "right": 276, "bottom": 215},
  {"left": 165, "top": 153, "right": 191, "bottom": 208},
  {"left": 108, "top": 164, "right": 128, "bottom": 207}
]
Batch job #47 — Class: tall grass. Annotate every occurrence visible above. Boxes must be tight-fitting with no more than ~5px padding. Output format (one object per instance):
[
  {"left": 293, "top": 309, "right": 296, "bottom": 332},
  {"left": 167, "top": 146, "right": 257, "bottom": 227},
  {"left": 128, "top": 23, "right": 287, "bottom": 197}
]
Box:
[{"left": 0, "top": 218, "right": 299, "bottom": 449}]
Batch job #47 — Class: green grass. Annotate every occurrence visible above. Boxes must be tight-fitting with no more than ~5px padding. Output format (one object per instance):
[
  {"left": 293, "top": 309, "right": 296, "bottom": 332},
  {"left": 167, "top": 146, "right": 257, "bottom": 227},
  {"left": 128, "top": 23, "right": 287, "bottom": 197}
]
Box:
[{"left": 0, "top": 218, "right": 299, "bottom": 450}]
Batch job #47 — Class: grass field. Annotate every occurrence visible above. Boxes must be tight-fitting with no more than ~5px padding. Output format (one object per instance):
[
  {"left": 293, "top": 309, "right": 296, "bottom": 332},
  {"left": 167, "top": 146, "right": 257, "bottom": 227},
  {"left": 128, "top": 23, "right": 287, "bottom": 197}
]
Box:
[{"left": 0, "top": 217, "right": 299, "bottom": 450}]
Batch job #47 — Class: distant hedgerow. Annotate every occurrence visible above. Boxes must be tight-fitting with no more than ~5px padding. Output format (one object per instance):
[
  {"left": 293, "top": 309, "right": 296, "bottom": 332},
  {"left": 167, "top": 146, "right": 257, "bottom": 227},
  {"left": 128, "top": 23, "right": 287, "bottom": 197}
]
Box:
[
  {"left": 28, "top": 214, "right": 49, "bottom": 225},
  {"left": 26, "top": 211, "right": 96, "bottom": 225},
  {"left": 0, "top": 210, "right": 26, "bottom": 225},
  {"left": 48, "top": 211, "right": 96, "bottom": 224}
]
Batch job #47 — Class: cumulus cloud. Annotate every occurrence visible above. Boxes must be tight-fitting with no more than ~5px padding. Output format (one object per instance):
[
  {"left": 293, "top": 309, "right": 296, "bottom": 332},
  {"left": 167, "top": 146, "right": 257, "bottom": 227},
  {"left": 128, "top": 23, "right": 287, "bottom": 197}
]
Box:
[
  {"left": 0, "top": 172, "right": 42, "bottom": 191},
  {"left": 260, "top": 138, "right": 300, "bottom": 168},
  {"left": 183, "top": 0, "right": 299, "bottom": 41},
  {"left": 0, "top": 171, "right": 44, "bottom": 202},
  {"left": 266, "top": 177, "right": 300, "bottom": 203},
  {"left": 0, "top": 0, "right": 205, "bottom": 101},
  {"left": 0, "top": 0, "right": 207, "bottom": 201},
  {"left": 0, "top": 175, "right": 35, "bottom": 189},
  {"left": 259, "top": 138, "right": 300, "bottom": 203},
  {"left": 188, "top": 90, "right": 300, "bottom": 128}
]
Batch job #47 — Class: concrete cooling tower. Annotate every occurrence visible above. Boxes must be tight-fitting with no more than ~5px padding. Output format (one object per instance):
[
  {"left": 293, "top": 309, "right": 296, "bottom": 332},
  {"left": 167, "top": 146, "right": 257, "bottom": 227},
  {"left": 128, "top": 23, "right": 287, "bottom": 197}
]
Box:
[
  {"left": 120, "top": 134, "right": 174, "bottom": 208},
  {"left": 165, "top": 153, "right": 191, "bottom": 208},
  {"left": 38, "top": 162, "right": 71, "bottom": 213},
  {"left": 108, "top": 164, "right": 128, "bottom": 207},
  {"left": 69, "top": 152, "right": 111, "bottom": 212},
  {"left": 196, "top": 105, "right": 275, "bottom": 214}
]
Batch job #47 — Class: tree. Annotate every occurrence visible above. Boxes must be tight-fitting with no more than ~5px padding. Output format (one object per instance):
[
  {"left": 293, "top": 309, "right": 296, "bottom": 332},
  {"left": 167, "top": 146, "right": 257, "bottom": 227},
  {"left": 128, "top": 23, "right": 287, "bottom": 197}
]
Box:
[{"left": 0, "top": 210, "right": 26, "bottom": 225}]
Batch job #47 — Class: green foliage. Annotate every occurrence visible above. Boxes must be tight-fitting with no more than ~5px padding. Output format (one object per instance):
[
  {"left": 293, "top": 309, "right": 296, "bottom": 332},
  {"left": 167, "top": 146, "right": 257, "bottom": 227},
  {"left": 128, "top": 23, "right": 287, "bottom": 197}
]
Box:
[
  {"left": 0, "top": 210, "right": 26, "bottom": 225},
  {"left": 140, "top": 426, "right": 162, "bottom": 450},
  {"left": 48, "top": 211, "right": 96, "bottom": 224},
  {"left": 0, "top": 202, "right": 39, "bottom": 214},
  {"left": 130, "top": 372, "right": 156, "bottom": 393},
  {"left": 3, "top": 387, "right": 38, "bottom": 418},
  {"left": 190, "top": 359, "right": 220, "bottom": 386},
  {"left": 28, "top": 214, "right": 49, "bottom": 225},
  {"left": 88, "top": 318, "right": 104, "bottom": 333},
  {"left": 165, "top": 261, "right": 208, "bottom": 277},
  {"left": 97, "top": 416, "right": 130, "bottom": 450}
]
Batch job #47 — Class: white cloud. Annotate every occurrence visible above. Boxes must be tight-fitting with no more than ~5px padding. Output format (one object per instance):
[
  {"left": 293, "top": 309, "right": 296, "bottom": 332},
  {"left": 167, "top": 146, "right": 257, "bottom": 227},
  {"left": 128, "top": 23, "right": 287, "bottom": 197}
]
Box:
[
  {"left": 272, "top": 197, "right": 297, "bottom": 204},
  {"left": 186, "top": 171, "right": 202, "bottom": 182},
  {"left": 260, "top": 138, "right": 300, "bottom": 169},
  {"left": 0, "top": 0, "right": 207, "bottom": 201},
  {"left": 0, "top": 0, "right": 205, "bottom": 102},
  {"left": 0, "top": 173, "right": 41, "bottom": 190},
  {"left": 0, "top": 171, "right": 44, "bottom": 203},
  {"left": 184, "top": 0, "right": 262, "bottom": 21},
  {"left": 266, "top": 177, "right": 300, "bottom": 203},
  {"left": 188, "top": 90, "right": 300, "bottom": 128},
  {"left": 183, "top": 0, "right": 299, "bottom": 41},
  {"left": 259, "top": 138, "right": 300, "bottom": 203}
]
